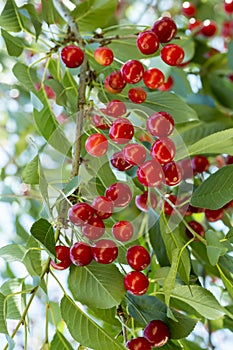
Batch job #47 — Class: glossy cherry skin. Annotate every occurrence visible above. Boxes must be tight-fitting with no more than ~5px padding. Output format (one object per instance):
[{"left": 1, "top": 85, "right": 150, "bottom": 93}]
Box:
[
  {"left": 92, "top": 196, "right": 114, "bottom": 220},
  {"left": 185, "top": 220, "right": 205, "bottom": 239},
  {"left": 152, "top": 17, "right": 177, "bottom": 43},
  {"left": 112, "top": 220, "right": 134, "bottom": 242},
  {"left": 70, "top": 242, "right": 93, "bottom": 266},
  {"left": 126, "top": 337, "right": 152, "bottom": 350},
  {"left": 143, "top": 68, "right": 165, "bottom": 89},
  {"left": 224, "top": 0, "right": 233, "bottom": 14},
  {"left": 191, "top": 155, "right": 209, "bottom": 174},
  {"left": 85, "top": 133, "right": 108, "bottom": 157},
  {"left": 123, "top": 143, "right": 147, "bottom": 166},
  {"left": 108, "top": 70, "right": 126, "bottom": 90},
  {"left": 106, "top": 100, "right": 127, "bottom": 118},
  {"left": 150, "top": 138, "right": 176, "bottom": 164},
  {"left": 126, "top": 245, "right": 150, "bottom": 271},
  {"left": 163, "top": 161, "right": 182, "bottom": 186},
  {"left": 50, "top": 246, "right": 71, "bottom": 270},
  {"left": 82, "top": 216, "right": 105, "bottom": 240},
  {"left": 104, "top": 76, "right": 123, "bottom": 94},
  {"left": 182, "top": 2, "right": 196, "bottom": 17},
  {"left": 158, "top": 76, "right": 173, "bottom": 91},
  {"left": 94, "top": 46, "right": 114, "bottom": 66},
  {"left": 121, "top": 60, "right": 144, "bottom": 84},
  {"left": 92, "top": 108, "right": 110, "bottom": 130},
  {"left": 143, "top": 320, "right": 169, "bottom": 347},
  {"left": 68, "top": 203, "right": 95, "bottom": 226},
  {"left": 146, "top": 111, "right": 174, "bottom": 137},
  {"left": 110, "top": 151, "right": 134, "bottom": 171},
  {"left": 163, "top": 194, "right": 177, "bottom": 216},
  {"left": 205, "top": 208, "right": 224, "bottom": 222},
  {"left": 124, "top": 271, "right": 149, "bottom": 295},
  {"left": 201, "top": 20, "right": 217, "bottom": 37},
  {"left": 109, "top": 118, "right": 134, "bottom": 144},
  {"left": 135, "top": 191, "right": 158, "bottom": 212},
  {"left": 188, "top": 18, "right": 202, "bottom": 32},
  {"left": 92, "top": 239, "right": 118, "bottom": 264},
  {"left": 105, "top": 182, "right": 132, "bottom": 207},
  {"left": 137, "top": 30, "right": 160, "bottom": 55},
  {"left": 61, "top": 45, "right": 84, "bottom": 68},
  {"left": 161, "top": 44, "right": 185, "bottom": 66},
  {"left": 128, "top": 87, "right": 147, "bottom": 104},
  {"left": 137, "top": 160, "right": 164, "bottom": 187}
]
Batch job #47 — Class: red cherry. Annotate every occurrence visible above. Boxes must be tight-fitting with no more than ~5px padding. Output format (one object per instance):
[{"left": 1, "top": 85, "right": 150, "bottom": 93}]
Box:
[
  {"left": 110, "top": 151, "right": 134, "bottom": 171},
  {"left": 92, "top": 109, "right": 110, "bottom": 130},
  {"left": 178, "top": 158, "right": 193, "bottom": 179},
  {"left": 225, "top": 155, "right": 233, "bottom": 164},
  {"left": 182, "top": 2, "right": 196, "bottom": 17},
  {"left": 224, "top": 0, "right": 233, "bottom": 14},
  {"left": 137, "top": 30, "right": 160, "bottom": 55},
  {"left": 92, "top": 239, "right": 118, "bottom": 264},
  {"left": 191, "top": 155, "right": 209, "bottom": 174},
  {"left": 185, "top": 220, "right": 205, "bottom": 239},
  {"left": 163, "top": 194, "right": 177, "bottom": 216},
  {"left": 61, "top": 45, "right": 84, "bottom": 68},
  {"left": 85, "top": 133, "right": 108, "bottom": 157},
  {"left": 158, "top": 76, "right": 173, "bottom": 91},
  {"left": 105, "top": 182, "right": 132, "bottom": 207},
  {"left": 205, "top": 208, "right": 224, "bottom": 222},
  {"left": 128, "top": 87, "right": 147, "bottom": 104},
  {"left": 123, "top": 143, "right": 147, "bottom": 166},
  {"left": 112, "top": 220, "right": 134, "bottom": 242},
  {"left": 228, "top": 74, "right": 233, "bottom": 83},
  {"left": 201, "top": 20, "right": 217, "bottom": 37},
  {"left": 94, "top": 46, "right": 114, "bottom": 66},
  {"left": 137, "top": 160, "right": 164, "bottom": 187},
  {"left": 185, "top": 204, "right": 204, "bottom": 216},
  {"left": 108, "top": 70, "right": 126, "bottom": 90},
  {"left": 91, "top": 196, "right": 114, "bottom": 220},
  {"left": 124, "top": 271, "right": 149, "bottom": 295},
  {"left": 143, "top": 68, "right": 165, "bottom": 89},
  {"left": 126, "top": 245, "right": 150, "bottom": 271},
  {"left": 152, "top": 17, "right": 177, "bottom": 43},
  {"left": 106, "top": 100, "right": 127, "bottom": 118},
  {"left": 150, "top": 138, "right": 176, "bottom": 164},
  {"left": 163, "top": 161, "right": 182, "bottom": 186},
  {"left": 126, "top": 337, "right": 152, "bottom": 350},
  {"left": 109, "top": 118, "right": 134, "bottom": 144},
  {"left": 50, "top": 246, "right": 71, "bottom": 270},
  {"left": 121, "top": 60, "right": 144, "bottom": 84},
  {"left": 70, "top": 242, "right": 93, "bottom": 266},
  {"left": 68, "top": 203, "right": 95, "bottom": 226},
  {"left": 104, "top": 76, "right": 123, "bottom": 94},
  {"left": 161, "top": 44, "right": 185, "bottom": 66},
  {"left": 143, "top": 320, "right": 169, "bottom": 347},
  {"left": 146, "top": 111, "right": 174, "bottom": 137},
  {"left": 82, "top": 216, "right": 105, "bottom": 240},
  {"left": 222, "top": 20, "right": 233, "bottom": 39},
  {"left": 188, "top": 18, "right": 203, "bottom": 32},
  {"left": 135, "top": 191, "right": 158, "bottom": 212}
]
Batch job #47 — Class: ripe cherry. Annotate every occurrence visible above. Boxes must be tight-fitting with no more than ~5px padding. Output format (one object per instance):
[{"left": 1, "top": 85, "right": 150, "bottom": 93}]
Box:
[
  {"left": 191, "top": 155, "right": 209, "bottom": 174},
  {"left": 135, "top": 191, "right": 158, "bottom": 212},
  {"left": 225, "top": 155, "right": 233, "bottom": 165},
  {"left": 182, "top": 2, "right": 196, "bottom": 17},
  {"left": 161, "top": 44, "right": 185, "bottom": 66},
  {"left": 124, "top": 271, "right": 149, "bottom": 295},
  {"left": 94, "top": 46, "right": 114, "bottom": 66},
  {"left": 163, "top": 161, "right": 182, "bottom": 186},
  {"left": 137, "top": 30, "right": 160, "bottom": 55},
  {"left": 70, "top": 242, "right": 93, "bottom": 266},
  {"left": 201, "top": 20, "right": 217, "bottom": 37},
  {"left": 126, "top": 245, "right": 150, "bottom": 271},
  {"left": 91, "top": 196, "right": 114, "bottom": 220},
  {"left": 178, "top": 158, "right": 193, "bottom": 179},
  {"left": 82, "top": 216, "right": 105, "bottom": 240},
  {"left": 92, "top": 239, "right": 118, "bottom": 264},
  {"left": 85, "top": 133, "right": 108, "bottom": 157},
  {"left": 222, "top": 20, "right": 233, "bottom": 39},
  {"left": 205, "top": 208, "right": 224, "bottom": 222},
  {"left": 110, "top": 151, "right": 134, "bottom": 171},
  {"left": 108, "top": 70, "right": 126, "bottom": 90},
  {"left": 146, "top": 111, "right": 174, "bottom": 137},
  {"left": 105, "top": 182, "right": 132, "bottom": 207},
  {"left": 61, "top": 45, "right": 84, "bottom": 68},
  {"left": 143, "top": 68, "right": 165, "bottom": 89},
  {"left": 106, "top": 100, "right": 127, "bottom": 118},
  {"left": 92, "top": 109, "right": 110, "bottom": 130},
  {"left": 126, "top": 337, "right": 152, "bottom": 350},
  {"left": 224, "top": 0, "right": 233, "bottom": 14},
  {"left": 121, "top": 60, "right": 144, "bottom": 84},
  {"left": 50, "top": 246, "right": 71, "bottom": 270},
  {"left": 104, "top": 76, "right": 123, "bottom": 94},
  {"left": 128, "top": 87, "right": 147, "bottom": 104},
  {"left": 188, "top": 18, "right": 203, "bottom": 32},
  {"left": 109, "top": 118, "right": 134, "bottom": 144},
  {"left": 150, "top": 137, "right": 176, "bottom": 164},
  {"left": 112, "top": 220, "right": 134, "bottom": 242},
  {"left": 123, "top": 143, "right": 147, "bottom": 166},
  {"left": 143, "top": 320, "right": 169, "bottom": 347},
  {"left": 185, "top": 220, "right": 205, "bottom": 239},
  {"left": 152, "top": 17, "right": 177, "bottom": 43},
  {"left": 68, "top": 202, "right": 95, "bottom": 226},
  {"left": 158, "top": 75, "right": 173, "bottom": 91},
  {"left": 137, "top": 160, "right": 164, "bottom": 187},
  {"left": 163, "top": 194, "right": 178, "bottom": 216}
]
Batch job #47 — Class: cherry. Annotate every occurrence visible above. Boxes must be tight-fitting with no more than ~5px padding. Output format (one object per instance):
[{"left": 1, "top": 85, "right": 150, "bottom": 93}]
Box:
[
  {"left": 112, "top": 220, "right": 134, "bottom": 242},
  {"left": 152, "top": 17, "right": 177, "bottom": 43},
  {"left": 61, "top": 45, "right": 84, "bottom": 68},
  {"left": 137, "top": 30, "right": 160, "bottom": 55},
  {"left": 106, "top": 100, "right": 127, "bottom": 118},
  {"left": 91, "top": 196, "right": 114, "bottom": 220},
  {"left": 137, "top": 160, "right": 164, "bottom": 187},
  {"left": 128, "top": 87, "right": 147, "bottom": 104},
  {"left": 94, "top": 46, "right": 114, "bottom": 66},
  {"left": 121, "top": 60, "right": 144, "bottom": 84},
  {"left": 225, "top": 155, "right": 233, "bottom": 165},
  {"left": 143, "top": 320, "right": 169, "bottom": 347},
  {"left": 104, "top": 76, "right": 123, "bottom": 94},
  {"left": 82, "top": 216, "right": 105, "bottom": 240},
  {"left": 109, "top": 118, "right": 134, "bottom": 144},
  {"left": 163, "top": 194, "right": 178, "bottom": 216},
  {"left": 70, "top": 242, "right": 93, "bottom": 266},
  {"left": 224, "top": 0, "right": 233, "bottom": 14},
  {"left": 178, "top": 158, "right": 193, "bottom": 179},
  {"left": 191, "top": 155, "right": 209, "bottom": 174},
  {"left": 201, "top": 20, "right": 217, "bottom": 37},
  {"left": 158, "top": 75, "right": 173, "bottom": 91},
  {"left": 92, "top": 239, "right": 118, "bottom": 264},
  {"left": 126, "top": 245, "right": 150, "bottom": 271},
  {"left": 146, "top": 111, "right": 174, "bottom": 137},
  {"left": 143, "top": 68, "right": 165, "bottom": 89},
  {"left": 68, "top": 202, "right": 95, "bottom": 226},
  {"left": 50, "top": 246, "right": 71, "bottom": 270},
  {"left": 160, "top": 44, "right": 185, "bottom": 66},
  {"left": 222, "top": 20, "right": 233, "bottom": 39},
  {"left": 123, "top": 143, "right": 147, "bottom": 166},
  {"left": 205, "top": 208, "right": 224, "bottom": 222},
  {"left": 105, "top": 182, "right": 132, "bottom": 207},
  {"left": 185, "top": 204, "right": 204, "bottom": 216},
  {"left": 110, "top": 151, "right": 134, "bottom": 171},
  {"left": 185, "top": 220, "right": 205, "bottom": 239},
  {"left": 124, "top": 271, "right": 149, "bottom": 295},
  {"left": 135, "top": 191, "right": 158, "bottom": 212},
  {"left": 126, "top": 337, "right": 152, "bottom": 350},
  {"left": 108, "top": 70, "right": 126, "bottom": 90},
  {"left": 150, "top": 137, "right": 176, "bottom": 164},
  {"left": 85, "top": 133, "right": 108, "bottom": 157},
  {"left": 92, "top": 109, "right": 110, "bottom": 130},
  {"left": 188, "top": 18, "right": 203, "bottom": 32},
  {"left": 163, "top": 161, "right": 182, "bottom": 186},
  {"left": 182, "top": 2, "right": 196, "bottom": 17}
]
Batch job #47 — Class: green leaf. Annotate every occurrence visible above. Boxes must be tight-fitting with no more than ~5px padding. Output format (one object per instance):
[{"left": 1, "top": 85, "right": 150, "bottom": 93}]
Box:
[
  {"left": 0, "top": 0, "right": 21, "bottom": 32},
  {"left": 22, "top": 236, "right": 42, "bottom": 276},
  {"left": 0, "top": 279, "right": 23, "bottom": 320},
  {"left": 205, "top": 230, "right": 228, "bottom": 266},
  {"left": 69, "top": 263, "right": 125, "bottom": 309},
  {"left": 228, "top": 41, "right": 233, "bottom": 71},
  {"left": 13, "top": 62, "right": 37, "bottom": 92},
  {"left": 190, "top": 165, "right": 233, "bottom": 209},
  {"left": 208, "top": 74, "right": 233, "bottom": 109},
  {"left": 0, "top": 293, "right": 8, "bottom": 334},
  {"left": 50, "top": 331, "right": 73, "bottom": 350},
  {"left": 163, "top": 249, "right": 180, "bottom": 306},
  {"left": 149, "top": 218, "right": 170, "bottom": 267},
  {"left": 0, "top": 244, "right": 26, "bottom": 262},
  {"left": 1, "top": 29, "right": 24, "bottom": 57},
  {"left": 217, "top": 264, "right": 233, "bottom": 300},
  {"left": 22, "top": 155, "right": 39, "bottom": 185},
  {"left": 56, "top": 176, "right": 81, "bottom": 204},
  {"left": 60, "top": 296, "right": 125, "bottom": 350},
  {"left": 41, "top": 0, "right": 65, "bottom": 26},
  {"left": 20, "top": 4, "right": 42, "bottom": 39},
  {"left": 30, "top": 218, "right": 56, "bottom": 257}
]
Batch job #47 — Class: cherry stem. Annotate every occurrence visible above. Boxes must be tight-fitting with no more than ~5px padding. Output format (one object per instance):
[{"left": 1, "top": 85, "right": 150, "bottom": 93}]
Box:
[
  {"left": 86, "top": 34, "right": 138, "bottom": 45},
  {"left": 116, "top": 305, "right": 128, "bottom": 343}
]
